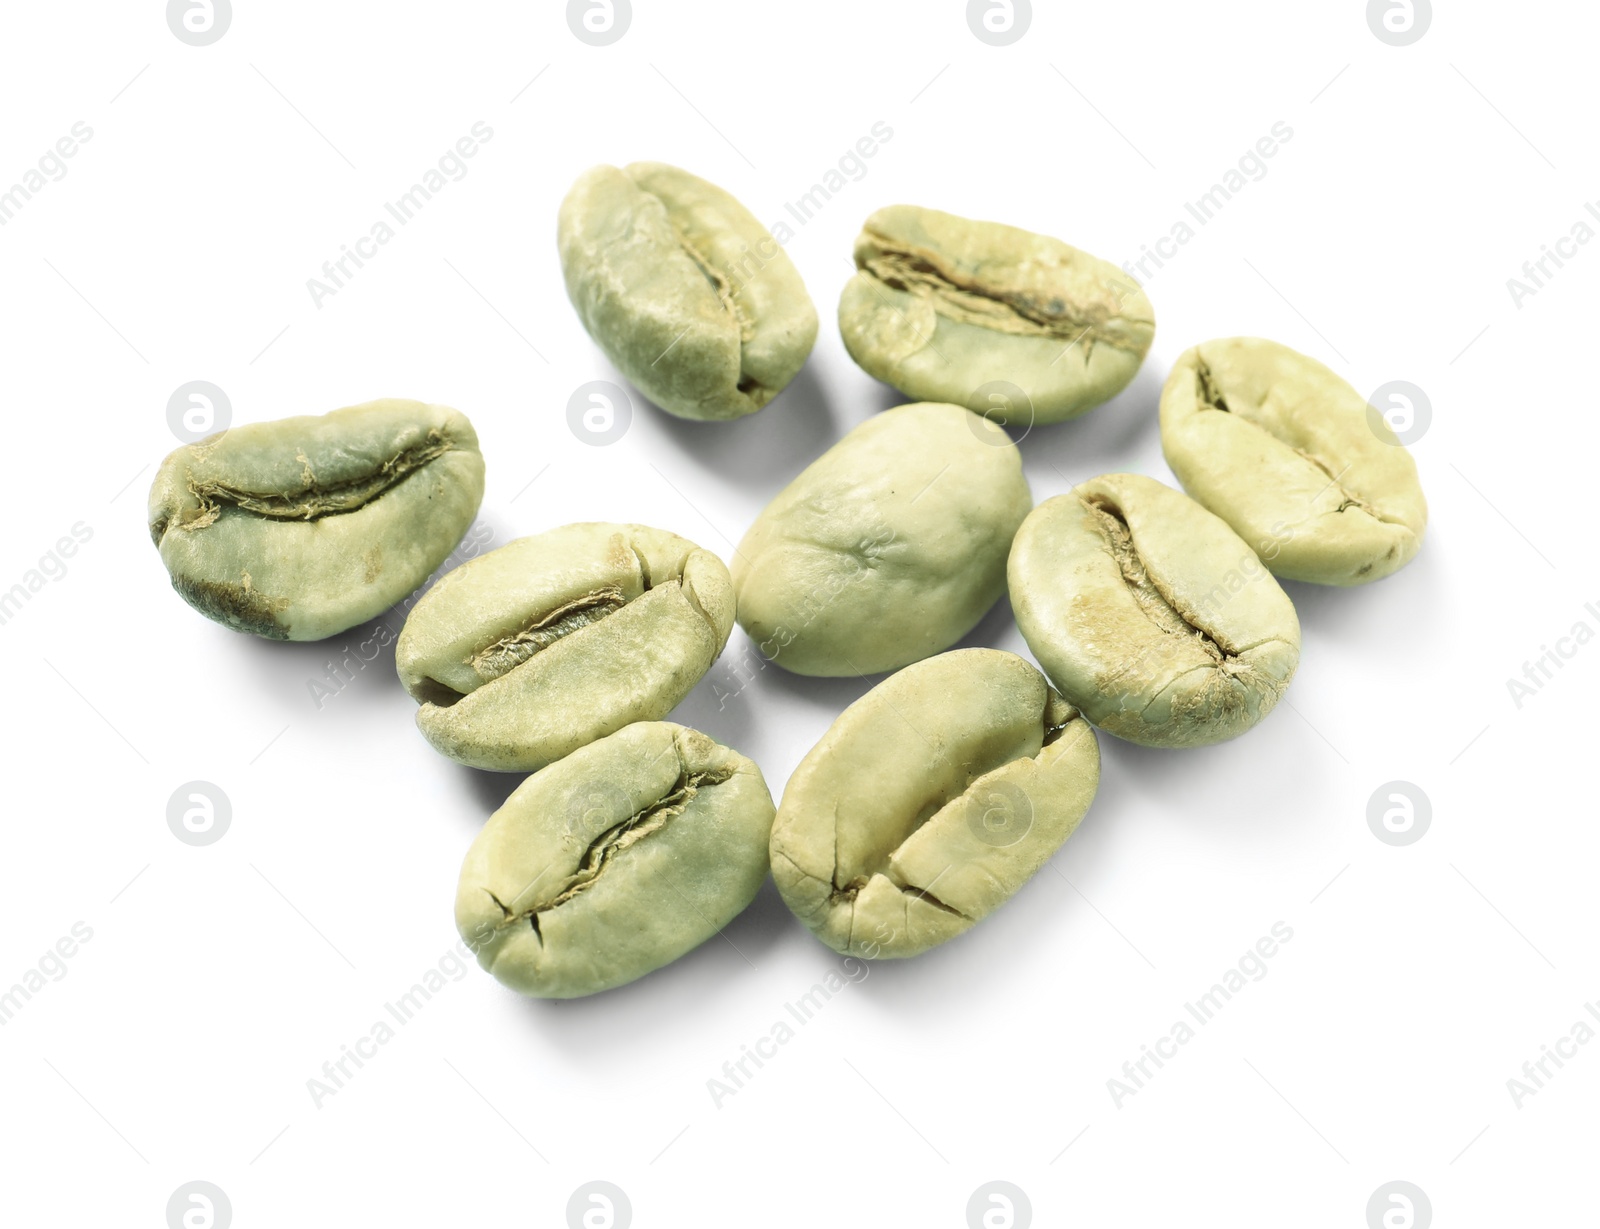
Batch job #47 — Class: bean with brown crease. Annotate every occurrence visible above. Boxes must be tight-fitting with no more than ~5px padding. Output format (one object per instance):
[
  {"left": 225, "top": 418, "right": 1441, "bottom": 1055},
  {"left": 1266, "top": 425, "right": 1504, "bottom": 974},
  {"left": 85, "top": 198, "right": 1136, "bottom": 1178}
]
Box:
[
  {"left": 148, "top": 399, "right": 484, "bottom": 640},
  {"left": 771, "top": 649, "right": 1099, "bottom": 958},
  {"left": 456, "top": 722, "right": 775, "bottom": 998},
  {"left": 1160, "top": 337, "right": 1428, "bottom": 585},
  {"left": 395, "top": 523, "right": 735, "bottom": 771},
  {"left": 1008, "top": 473, "right": 1301, "bottom": 748},
  {"left": 838, "top": 204, "right": 1155, "bottom": 423}
]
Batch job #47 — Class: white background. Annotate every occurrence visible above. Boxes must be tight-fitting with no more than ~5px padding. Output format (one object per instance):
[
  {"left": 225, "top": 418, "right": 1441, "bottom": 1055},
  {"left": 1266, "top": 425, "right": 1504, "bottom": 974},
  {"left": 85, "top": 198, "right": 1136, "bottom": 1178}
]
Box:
[{"left": 1, "top": 1, "right": 1593, "bottom": 1225}]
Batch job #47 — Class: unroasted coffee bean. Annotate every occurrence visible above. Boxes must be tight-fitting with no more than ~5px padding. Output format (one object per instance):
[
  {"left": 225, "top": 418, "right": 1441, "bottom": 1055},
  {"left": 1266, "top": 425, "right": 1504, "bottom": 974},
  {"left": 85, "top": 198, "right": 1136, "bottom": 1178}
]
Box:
[
  {"left": 558, "top": 162, "right": 818, "bottom": 421},
  {"left": 770, "top": 649, "right": 1099, "bottom": 959},
  {"left": 456, "top": 722, "right": 775, "bottom": 998},
  {"left": 1008, "top": 473, "right": 1301, "bottom": 748},
  {"left": 396, "top": 523, "right": 735, "bottom": 771},
  {"left": 838, "top": 205, "right": 1155, "bottom": 423},
  {"left": 148, "top": 399, "right": 484, "bottom": 641},
  {"left": 732, "top": 402, "right": 1032, "bottom": 677},
  {"left": 1160, "top": 337, "right": 1427, "bottom": 585}
]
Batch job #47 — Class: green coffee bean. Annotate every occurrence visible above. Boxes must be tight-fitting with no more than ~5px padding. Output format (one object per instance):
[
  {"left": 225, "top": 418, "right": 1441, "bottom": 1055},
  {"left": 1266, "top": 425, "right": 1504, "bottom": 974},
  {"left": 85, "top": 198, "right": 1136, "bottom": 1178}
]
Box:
[
  {"left": 838, "top": 204, "right": 1155, "bottom": 423},
  {"left": 770, "top": 649, "right": 1099, "bottom": 959},
  {"left": 1008, "top": 473, "right": 1300, "bottom": 748},
  {"left": 558, "top": 162, "right": 818, "bottom": 421},
  {"left": 457, "top": 722, "right": 775, "bottom": 998},
  {"left": 1160, "top": 337, "right": 1428, "bottom": 585},
  {"left": 732, "top": 402, "right": 1032, "bottom": 677},
  {"left": 147, "top": 399, "right": 484, "bottom": 641},
  {"left": 396, "top": 523, "right": 735, "bottom": 771}
]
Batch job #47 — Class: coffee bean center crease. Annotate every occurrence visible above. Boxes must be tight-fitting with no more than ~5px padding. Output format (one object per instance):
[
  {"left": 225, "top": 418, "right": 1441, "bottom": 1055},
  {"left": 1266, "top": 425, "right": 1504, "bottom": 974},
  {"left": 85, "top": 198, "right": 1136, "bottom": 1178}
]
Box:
[
  {"left": 415, "top": 544, "right": 721, "bottom": 708},
  {"left": 1191, "top": 362, "right": 1400, "bottom": 526},
  {"left": 180, "top": 434, "right": 455, "bottom": 529},
  {"left": 467, "top": 588, "right": 630, "bottom": 684},
  {"left": 1087, "top": 498, "right": 1239, "bottom": 664},
  {"left": 859, "top": 231, "right": 1138, "bottom": 353},
  {"left": 664, "top": 214, "right": 756, "bottom": 345},
  {"left": 485, "top": 762, "right": 739, "bottom": 943}
]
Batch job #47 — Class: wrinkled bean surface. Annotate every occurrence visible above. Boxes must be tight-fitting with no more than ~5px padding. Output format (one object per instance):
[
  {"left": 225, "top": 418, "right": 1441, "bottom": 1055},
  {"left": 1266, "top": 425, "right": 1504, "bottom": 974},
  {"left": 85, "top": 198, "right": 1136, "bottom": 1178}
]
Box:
[
  {"left": 558, "top": 162, "right": 818, "bottom": 421},
  {"left": 838, "top": 205, "right": 1155, "bottom": 423},
  {"left": 397, "top": 523, "right": 734, "bottom": 771},
  {"left": 1160, "top": 337, "right": 1427, "bottom": 585},
  {"left": 771, "top": 649, "right": 1099, "bottom": 958},
  {"left": 457, "top": 723, "right": 775, "bottom": 998},
  {"left": 148, "top": 399, "right": 484, "bottom": 641},
  {"left": 1009, "top": 473, "right": 1300, "bottom": 748}
]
